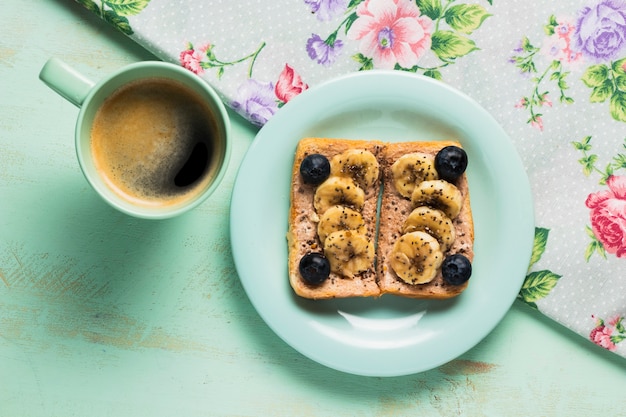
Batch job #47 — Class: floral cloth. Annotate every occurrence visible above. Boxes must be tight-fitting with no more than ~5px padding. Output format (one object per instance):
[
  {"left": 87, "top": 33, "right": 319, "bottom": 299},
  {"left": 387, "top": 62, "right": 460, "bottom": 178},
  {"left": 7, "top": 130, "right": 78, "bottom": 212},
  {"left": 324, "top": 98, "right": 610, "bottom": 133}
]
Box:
[{"left": 76, "top": 0, "right": 626, "bottom": 358}]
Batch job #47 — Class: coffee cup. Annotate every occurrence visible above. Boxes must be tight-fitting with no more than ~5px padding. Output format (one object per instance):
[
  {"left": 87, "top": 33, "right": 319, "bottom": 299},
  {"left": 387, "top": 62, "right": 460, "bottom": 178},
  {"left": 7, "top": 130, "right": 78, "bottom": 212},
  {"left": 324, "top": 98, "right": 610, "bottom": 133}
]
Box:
[{"left": 39, "top": 58, "right": 231, "bottom": 219}]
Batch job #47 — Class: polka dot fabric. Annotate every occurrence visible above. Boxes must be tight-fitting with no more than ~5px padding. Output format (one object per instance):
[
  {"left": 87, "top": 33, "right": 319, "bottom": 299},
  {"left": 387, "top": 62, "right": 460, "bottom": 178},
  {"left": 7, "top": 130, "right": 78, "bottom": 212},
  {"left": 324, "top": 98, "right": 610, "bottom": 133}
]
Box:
[{"left": 83, "top": 0, "right": 626, "bottom": 358}]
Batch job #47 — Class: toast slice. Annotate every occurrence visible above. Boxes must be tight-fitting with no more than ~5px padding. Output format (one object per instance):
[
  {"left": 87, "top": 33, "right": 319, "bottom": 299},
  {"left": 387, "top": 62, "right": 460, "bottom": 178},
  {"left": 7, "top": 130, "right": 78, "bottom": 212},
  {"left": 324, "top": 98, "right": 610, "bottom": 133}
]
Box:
[
  {"left": 287, "top": 137, "right": 384, "bottom": 299},
  {"left": 377, "top": 141, "right": 474, "bottom": 298},
  {"left": 287, "top": 138, "right": 474, "bottom": 300}
]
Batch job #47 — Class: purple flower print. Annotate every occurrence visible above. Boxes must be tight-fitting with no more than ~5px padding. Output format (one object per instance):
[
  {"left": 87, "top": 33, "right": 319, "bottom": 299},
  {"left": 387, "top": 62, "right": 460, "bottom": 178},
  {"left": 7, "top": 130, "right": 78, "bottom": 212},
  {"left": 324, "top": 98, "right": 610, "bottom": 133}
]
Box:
[
  {"left": 574, "top": 0, "right": 626, "bottom": 61},
  {"left": 306, "top": 33, "right": 344, "bottom": 66},
  {"left": 231, "top": 79, "right": 278, "bottom": 126},
  {"left": 304, "top": 0, "right": 348, "bottom": 22}
]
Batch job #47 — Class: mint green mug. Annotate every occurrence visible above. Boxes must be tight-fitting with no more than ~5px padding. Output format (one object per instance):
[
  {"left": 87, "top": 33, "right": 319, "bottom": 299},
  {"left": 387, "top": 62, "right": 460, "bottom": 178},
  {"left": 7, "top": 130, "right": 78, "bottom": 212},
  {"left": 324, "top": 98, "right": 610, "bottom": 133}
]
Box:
[{"left": 39, "top": 58, "right": 231, "bottom": 219}]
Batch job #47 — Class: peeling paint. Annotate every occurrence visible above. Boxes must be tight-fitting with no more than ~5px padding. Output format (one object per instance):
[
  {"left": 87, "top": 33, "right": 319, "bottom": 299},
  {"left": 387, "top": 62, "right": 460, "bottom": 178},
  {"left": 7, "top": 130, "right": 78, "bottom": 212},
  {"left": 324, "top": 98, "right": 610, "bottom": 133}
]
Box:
[
  {"left": 438, "top": 359, "right": 498, "bottom": 376},
  {"left": 2, "top": 247, "right": 90, "bottom": 297},
  {"left": 0, "top": 269, "right": 9, "bottom": 287},
  {"left": 0, "top": 47, "right": 18, "bottom": 67}
]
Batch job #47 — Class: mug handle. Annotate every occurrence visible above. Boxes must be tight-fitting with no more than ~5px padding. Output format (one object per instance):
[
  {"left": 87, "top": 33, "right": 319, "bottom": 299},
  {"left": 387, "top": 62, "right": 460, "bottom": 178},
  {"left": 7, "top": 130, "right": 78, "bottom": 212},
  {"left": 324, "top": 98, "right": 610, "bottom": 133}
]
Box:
[{"left": 39, "top": 58, "right": 95, "bottom": 107}]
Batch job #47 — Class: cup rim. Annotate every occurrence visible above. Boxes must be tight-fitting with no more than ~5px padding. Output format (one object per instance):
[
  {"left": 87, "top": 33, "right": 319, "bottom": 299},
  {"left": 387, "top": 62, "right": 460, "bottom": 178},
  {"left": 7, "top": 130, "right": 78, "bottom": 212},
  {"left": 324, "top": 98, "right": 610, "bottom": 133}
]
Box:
[{"left": 75, "top": 61, "right": 232, "bottom": 220}]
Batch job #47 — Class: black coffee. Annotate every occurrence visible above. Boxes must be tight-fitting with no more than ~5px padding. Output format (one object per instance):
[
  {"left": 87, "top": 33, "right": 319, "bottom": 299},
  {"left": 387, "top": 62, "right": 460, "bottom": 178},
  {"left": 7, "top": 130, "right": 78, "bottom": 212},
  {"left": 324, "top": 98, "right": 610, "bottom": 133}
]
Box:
[{"left": 91, "top": 77, "right": 220, "bottom": 207}]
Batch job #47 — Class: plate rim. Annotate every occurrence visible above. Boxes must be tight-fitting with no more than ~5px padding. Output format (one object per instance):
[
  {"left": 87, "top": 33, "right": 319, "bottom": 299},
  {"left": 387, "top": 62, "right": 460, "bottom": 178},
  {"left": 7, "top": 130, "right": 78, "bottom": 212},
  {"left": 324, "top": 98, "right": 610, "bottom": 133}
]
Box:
[{"left": 230, "top": 70, "right": 535, "bottom": 376}]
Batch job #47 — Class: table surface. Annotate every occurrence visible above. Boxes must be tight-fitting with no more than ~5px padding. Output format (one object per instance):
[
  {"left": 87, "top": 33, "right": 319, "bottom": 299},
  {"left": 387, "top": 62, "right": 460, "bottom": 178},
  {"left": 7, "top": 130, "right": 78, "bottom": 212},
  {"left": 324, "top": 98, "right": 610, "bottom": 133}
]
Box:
[{"left": 1, "top": 1, "right": 625, "bottom": 416}]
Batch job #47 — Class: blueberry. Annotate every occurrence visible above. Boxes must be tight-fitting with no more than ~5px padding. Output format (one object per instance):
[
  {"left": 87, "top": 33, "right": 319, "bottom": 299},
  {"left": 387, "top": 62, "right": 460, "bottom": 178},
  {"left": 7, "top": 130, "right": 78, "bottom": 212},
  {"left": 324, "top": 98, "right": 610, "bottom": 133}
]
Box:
[
  {"left": 300, "top": 154, "right": 330, "bottom": 185},
  {"left": 435, "top": 146, "right": 468, "bottom": 182},
  {"left": 299, "top": 253, "right": 331, "bottom": 285},
  {"left": 441, "top": 254, "right": 472, "bottom": 285}
]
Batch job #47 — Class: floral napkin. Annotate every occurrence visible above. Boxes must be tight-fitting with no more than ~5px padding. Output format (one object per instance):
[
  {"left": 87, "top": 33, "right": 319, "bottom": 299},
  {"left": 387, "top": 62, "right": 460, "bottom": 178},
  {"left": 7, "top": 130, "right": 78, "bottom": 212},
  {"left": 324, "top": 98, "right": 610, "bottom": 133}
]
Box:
[{"left": 75, "top": 0, "right": 626, "bottom": 358}]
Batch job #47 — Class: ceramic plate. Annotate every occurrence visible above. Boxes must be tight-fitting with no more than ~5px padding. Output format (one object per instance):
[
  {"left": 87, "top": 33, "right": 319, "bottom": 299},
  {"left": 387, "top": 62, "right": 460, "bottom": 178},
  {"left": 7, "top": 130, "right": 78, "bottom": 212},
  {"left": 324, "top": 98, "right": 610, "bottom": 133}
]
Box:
[{"left": 230, "top": 71, "right": 534, "bottom": 377}]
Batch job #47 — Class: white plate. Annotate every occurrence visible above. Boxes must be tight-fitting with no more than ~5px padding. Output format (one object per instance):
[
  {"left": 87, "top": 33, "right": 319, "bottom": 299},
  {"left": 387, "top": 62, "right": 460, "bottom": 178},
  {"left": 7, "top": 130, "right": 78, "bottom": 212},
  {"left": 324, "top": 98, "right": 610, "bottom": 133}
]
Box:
[{"left": 230, "top": 71, "right": 534, "bottom": 376}]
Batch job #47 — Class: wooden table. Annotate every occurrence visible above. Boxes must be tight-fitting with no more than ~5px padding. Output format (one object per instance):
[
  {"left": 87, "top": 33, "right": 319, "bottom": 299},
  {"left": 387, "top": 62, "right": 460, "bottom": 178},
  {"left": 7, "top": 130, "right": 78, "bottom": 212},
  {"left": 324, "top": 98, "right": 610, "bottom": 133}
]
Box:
[{"left": 1, "top": 1, "right": 624, "bottom": 416}]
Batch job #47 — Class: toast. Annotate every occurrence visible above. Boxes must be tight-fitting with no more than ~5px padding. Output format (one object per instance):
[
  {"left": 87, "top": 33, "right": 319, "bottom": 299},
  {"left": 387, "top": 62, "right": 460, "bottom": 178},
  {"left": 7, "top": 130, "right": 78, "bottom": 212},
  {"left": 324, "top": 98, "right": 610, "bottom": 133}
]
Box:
[
  {"left": 287, "top": 137, "right": 474, "bottom": 300},
  {"left": 377, "top": 141, "right": 474, "bottom": 299},
  {"left": 287, "top": 137, "right": 384, "bottom": 299}
]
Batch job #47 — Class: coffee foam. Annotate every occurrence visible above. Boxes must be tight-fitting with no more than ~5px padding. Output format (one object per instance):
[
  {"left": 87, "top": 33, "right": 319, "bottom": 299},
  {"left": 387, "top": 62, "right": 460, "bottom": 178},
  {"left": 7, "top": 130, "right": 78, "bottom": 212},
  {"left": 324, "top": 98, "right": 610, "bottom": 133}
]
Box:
[{"left": 91, "top": 78, "right": 220, "bottom": 207}]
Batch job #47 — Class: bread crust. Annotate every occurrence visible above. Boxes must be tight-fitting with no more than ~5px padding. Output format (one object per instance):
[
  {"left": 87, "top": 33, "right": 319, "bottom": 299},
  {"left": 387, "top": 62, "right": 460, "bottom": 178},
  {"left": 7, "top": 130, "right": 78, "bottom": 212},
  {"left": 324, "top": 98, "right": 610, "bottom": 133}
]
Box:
[
  {"left": 287, "top": 138, "right": 474, "bottom": 300},
  {"left": 376, "top": 141, "right": 474, "bottom": 299},
  {"left": 287, "top": 138, "right": 384, "bottom": 299}
]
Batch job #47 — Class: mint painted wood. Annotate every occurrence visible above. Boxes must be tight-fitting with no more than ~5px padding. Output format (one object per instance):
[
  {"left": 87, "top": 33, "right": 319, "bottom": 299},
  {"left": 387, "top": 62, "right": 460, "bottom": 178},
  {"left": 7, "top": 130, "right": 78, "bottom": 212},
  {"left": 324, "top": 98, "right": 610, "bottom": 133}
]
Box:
[{"left": 0, "top": 1, "right": 624, "bottom": 416}]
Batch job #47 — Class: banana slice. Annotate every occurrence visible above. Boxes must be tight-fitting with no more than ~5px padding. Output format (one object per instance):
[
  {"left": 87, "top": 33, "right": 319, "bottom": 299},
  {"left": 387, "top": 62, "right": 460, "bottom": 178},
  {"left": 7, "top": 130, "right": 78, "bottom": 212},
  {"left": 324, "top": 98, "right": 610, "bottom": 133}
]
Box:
[
  {"left": 323, "top": 230, "right": 375, "bottom": 278},
  {"left": 411, "top": 179, "right": 463, "bottom": 219},
  {"left": 403, "top": 206, "right": 456, "bottom": 252},
  {"left": 391, "top": 152, "right": 439, "bottom": 198},
  {"left": 389, "top": 231, "right": 444, "bottom": 284},
  {"left": 314, "top": 176, "right": 365, "bottom": 214},
  {"left": 317, "top": 205, "right": 367, "bottom": 244},
  {"left": 330, "top": 149, "right": 380, "bottom": 190}
]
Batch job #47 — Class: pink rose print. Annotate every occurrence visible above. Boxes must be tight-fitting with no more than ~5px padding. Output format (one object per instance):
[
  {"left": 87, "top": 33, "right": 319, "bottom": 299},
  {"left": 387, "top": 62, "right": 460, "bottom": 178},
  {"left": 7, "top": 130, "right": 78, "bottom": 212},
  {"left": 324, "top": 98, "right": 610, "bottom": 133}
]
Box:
[
  {"left": 275, "top": 64, "right": 309, "bottom": 104},
  {"left": 179, "top": 41, "right": 266, "bottom": 79},
  {"left": 347, "top": 0, "right": 433, "bottom": 69},
  {"left": 589, "top": 315, "right": 625, "bottom": 351},
  {"left": 585, "top": 175, "right": 626, "bottom": 258},
  {"left": 179, "top": 47, "right": 205, "bottom": 75},
  {"left": 590, "top": 324, "right": 617, "bottom": 350},
  {"left": 530, "top": 116, "right": 544, "bottom": 131}
]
